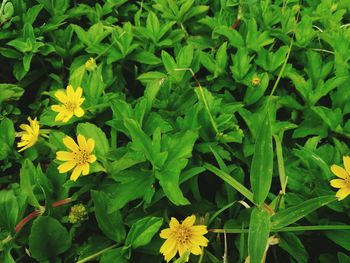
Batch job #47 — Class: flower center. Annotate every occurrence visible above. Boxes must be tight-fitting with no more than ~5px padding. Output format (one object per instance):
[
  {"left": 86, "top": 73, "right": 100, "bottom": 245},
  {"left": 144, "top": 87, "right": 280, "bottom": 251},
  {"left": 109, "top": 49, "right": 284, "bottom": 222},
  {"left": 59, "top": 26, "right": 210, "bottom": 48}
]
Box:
[
  {"left": 175, "top": 226, "right": 191, "bottom": 244},
  {"left": 74, "top": 150, "right": 89, "bottom": 165},
  {"left": 345, "top": 177, "right": 350, "bottom": 187},
  {"left": 65, "top": 101, "right": 76, "bottom": 111}
]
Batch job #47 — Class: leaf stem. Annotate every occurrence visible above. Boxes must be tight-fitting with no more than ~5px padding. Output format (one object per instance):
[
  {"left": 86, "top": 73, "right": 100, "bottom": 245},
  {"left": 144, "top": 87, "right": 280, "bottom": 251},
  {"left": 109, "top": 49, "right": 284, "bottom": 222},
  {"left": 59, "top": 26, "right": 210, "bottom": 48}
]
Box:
[{"left": 76, "top": 244, "right": 118, "bottom": 263}]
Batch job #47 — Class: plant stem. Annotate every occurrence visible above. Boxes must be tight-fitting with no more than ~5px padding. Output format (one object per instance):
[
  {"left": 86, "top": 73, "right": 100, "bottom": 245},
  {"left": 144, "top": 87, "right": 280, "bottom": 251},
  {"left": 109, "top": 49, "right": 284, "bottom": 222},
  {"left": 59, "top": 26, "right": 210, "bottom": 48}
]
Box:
[{"left": 76, "top": 244, "right": 118, "bottom": 263}]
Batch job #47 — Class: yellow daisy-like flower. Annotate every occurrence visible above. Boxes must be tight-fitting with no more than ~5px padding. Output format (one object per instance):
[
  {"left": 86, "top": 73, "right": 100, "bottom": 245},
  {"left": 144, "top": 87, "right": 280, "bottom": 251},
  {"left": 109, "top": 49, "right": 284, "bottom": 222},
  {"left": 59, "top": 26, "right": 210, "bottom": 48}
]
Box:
[
  {"left": 159, "top": 215, "right": 208, "bottom": 262},
  {"left": 56, "top": 135, "right": 96, "bottom": 181},
  {"left": 51, "top": 85, "right": 85, "bottom": 123},
  {"left": 85, "top": 57, "right": 97, "bottom": 71},
  {"left": 330, "top": 156, "right": 350, "bottom": 201},
  {"left": 17, "top": 117, "right": 40, "bottom": 152}
]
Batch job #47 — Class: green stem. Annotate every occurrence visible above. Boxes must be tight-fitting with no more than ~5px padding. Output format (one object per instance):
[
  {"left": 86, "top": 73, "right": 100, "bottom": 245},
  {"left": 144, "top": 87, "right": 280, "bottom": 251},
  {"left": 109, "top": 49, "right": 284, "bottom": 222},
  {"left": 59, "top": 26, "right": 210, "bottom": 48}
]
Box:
[
  {"left": 209, "top": 225, "right": 350, "bottom": 234},
  {"left": 76, "top": 244, "right": 118, "bottom": 263}
]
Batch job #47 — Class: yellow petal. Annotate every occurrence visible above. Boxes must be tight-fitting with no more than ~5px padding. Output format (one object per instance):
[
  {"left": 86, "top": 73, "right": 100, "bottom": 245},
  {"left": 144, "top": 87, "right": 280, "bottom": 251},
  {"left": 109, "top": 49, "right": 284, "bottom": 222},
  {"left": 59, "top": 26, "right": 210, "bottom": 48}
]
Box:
[
  {"left": 190, "top": 245, "right": 202, "bottom": 255},
  {"left": 55, "top": 90, "right": 68, "bottom": 103},
  {"left": 191, "top": 225, "right": 208, "bottom": 235},
  {"left": 58, "top": 161, "right": 76, "bottom": 173},
  {"left": 70, "top": 165, "right": 84, "bottom": 181},
  {"left": 182, "top": 215, "right": 196, "bottom": 228},
  {"left": 82, "top": 163, "right": 90, "bottom": 175},
  {"left": 336, "top": 187, "right": 350, "bottom": 201},
  {"left": 88, "top": 154, "right": 97, "bottom": 163},
  {"left": 177, "top": 243, "right": 188, "bottom": 257},
  {"left": 63, "top": 136, "right": 80, "bottom": 151},
  {"left": 164, "top": 246, "right": 177, "bottom": 262},
  {"left": 330, "top": 179, "right": 347, "bottom": 188},
  {"left": 75, "top": 86, "right": 83, "bottom": 100},
  {"left": 169, "top": 217, "right": 180, "bottom": 229},
  {"left": 51, "top": 105, "right": 64, "bottom": 112},
  {"left": 62, "top": 113, "right": 73, "bottom": 122},
  {"left": 343, "top": 156, "right": 350, "bottom": 175},
  {"left": 331, "top": 165, "right": 348, "bottom": 179},
  {"left": 56, "top": 151, "right": 75, "bottom": 161},
  {"left": 74, "top": 107, "right": 84, "bottom": 117},
  {"left": 77, "top": 134, "right": 88, "bottom": 149},
  {"left": 87, "top": 138, "right": 95, "bottom": 153},
  {"left": 191, "top": 235, "right": 208, "bottom": 247},
  {"left": 160, "top": 237, "right": 177, "bottom": 255},
  {"left": 66, "top": 85, "right": 75, "bottom": 98},
  {"left": 160, "top": 228, "right": 172, "bottom": 239}
]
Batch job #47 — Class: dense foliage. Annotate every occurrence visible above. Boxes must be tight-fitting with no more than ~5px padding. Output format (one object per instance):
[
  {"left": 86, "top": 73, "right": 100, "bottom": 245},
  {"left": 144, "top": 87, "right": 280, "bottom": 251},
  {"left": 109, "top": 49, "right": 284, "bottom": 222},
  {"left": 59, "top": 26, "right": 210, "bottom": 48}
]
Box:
[{"left": 1, "top": 0, "right": 350, "bottom": 262}]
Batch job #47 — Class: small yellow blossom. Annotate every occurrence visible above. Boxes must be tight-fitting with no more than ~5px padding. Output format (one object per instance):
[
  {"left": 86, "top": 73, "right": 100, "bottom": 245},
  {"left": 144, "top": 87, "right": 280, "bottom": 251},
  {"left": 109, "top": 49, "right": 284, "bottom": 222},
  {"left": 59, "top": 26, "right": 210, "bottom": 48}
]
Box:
[
  {"left": 56, "top": 135, "right": 96, "bottom": 181},
  {"left": 17, "top": 117, "right": 40, "bottom": 152},
  {"left": 68, "top": 204, "right": 88, "bottom": 223},
  {"left": 85, "top": 57, "right": 97, "bottom": 71},
  {"left": 160, "top": 215, "right": 208, "bottom": 262},
  {"left": 330, "top": 156, "right": 350, "bottom": 201},
  {"left": 251, "top": 76, "right": 261, "bottom": 86},
  {"left": 51, "top": 85, "right": 85, "bottom": 123}
]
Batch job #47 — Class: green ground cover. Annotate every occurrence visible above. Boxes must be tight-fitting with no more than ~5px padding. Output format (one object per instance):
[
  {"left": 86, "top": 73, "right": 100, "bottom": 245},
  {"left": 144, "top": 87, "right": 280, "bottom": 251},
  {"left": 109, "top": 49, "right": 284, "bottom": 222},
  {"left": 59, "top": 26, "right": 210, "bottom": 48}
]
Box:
[{"left": 1, "top": 0, "right": 350, "bottom": 262}]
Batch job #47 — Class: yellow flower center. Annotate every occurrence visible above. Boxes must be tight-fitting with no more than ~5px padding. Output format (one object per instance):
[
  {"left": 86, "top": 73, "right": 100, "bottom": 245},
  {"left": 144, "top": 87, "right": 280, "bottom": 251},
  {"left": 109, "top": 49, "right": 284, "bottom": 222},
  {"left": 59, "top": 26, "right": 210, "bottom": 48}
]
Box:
[
  {"left": 74, "top": 150, "right": 89, "bottom": 165},
  {"left": 65, "top": 101, "right": 77, "bottom": 111},
  {"left": 345, "top": 177, "right": 350, "bottom": 187},
  {"left": 175, "top": 226, "right": 191, "bottom": 244}
]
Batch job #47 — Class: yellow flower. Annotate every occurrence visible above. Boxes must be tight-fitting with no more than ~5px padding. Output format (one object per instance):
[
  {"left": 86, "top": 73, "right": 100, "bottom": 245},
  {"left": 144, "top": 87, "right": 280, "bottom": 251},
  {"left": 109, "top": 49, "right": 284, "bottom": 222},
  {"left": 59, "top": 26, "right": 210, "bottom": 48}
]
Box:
[
  {"left": 251, "top": 76, "right": 261, "bottom": 86},
  {"left": 17, "top": 117, "right": 40, "bottom": 152},
  {"left": 159, "top": 215, "right": 208, "bottom": 262},
  {"left": 85, "top": 57, "right": 97, "bottom": 71},
  {"left": 330, "top": 156, "right": 350, "bottom": 200},
  {"left": 56, "top": 135, "right": 96, "bottom": 181},
  {"left": 51, "top": 85, "right": 85, "bottom": 123}
]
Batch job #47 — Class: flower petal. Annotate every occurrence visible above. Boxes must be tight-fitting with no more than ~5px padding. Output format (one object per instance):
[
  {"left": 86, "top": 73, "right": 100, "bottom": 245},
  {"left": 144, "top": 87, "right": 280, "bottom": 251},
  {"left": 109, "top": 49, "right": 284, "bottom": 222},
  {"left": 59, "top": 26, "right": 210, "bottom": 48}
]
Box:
[
  {"left": 343, "top": 156, "right": 350, "bottom": 175},
  {"left": 82, "top": 163, "right": 90, "bottom": 175},
  {"left": 70, "top": 165, "right": 84, "bottom": 181},
  {"left": 169, "top": 217, "right": 180, "bottom": 229},
  {"left": 330, "top": 179, "right": 347, "bottom": 188},
  {"left": 88, "top": 154, "right": 97, "bottom": 163},
  {"left": 164, "top": 245, "right": 177, "bottom": 262},
  {"left": 55, "top": 90, "right": 68, "bottom": 103},
  {"left": 77, "top": 134, "right": 88, "bottom": 149},
  {"left": 75, "top": 86, "right": 83, "bottom": 101},
  {"left": 58, "top": 161, "right": 76, "bottom": 173},
  {"left": 336, "top": 187, "right": 350, "bottom": 201},
  {"left": 56, "top": 151, "right": 75, "bottom": 161},
  {"left": 66, "top": 85, "right": 75, "bottom": 98},
  {"left": 191, "top": 235, "right": 208, "bottom": 247},
  {"left": 74, "top": 107, "right": 84, "bottom": 117},
  {"left": 63, "top": 136, "right": 80, "bottom": 151},
  {"left": 51, "top": 104, "right": 64, "bottom": 112},
  {"left": 191, "top": 225, "right": 208, "bottom": 235},
  {"left": 331, "top": 165, "right": 348, "bottom": 179},
  {"left": 182, "top": 215, "right": 196, "bottom": 228},
  {"left": 190, "top": 245, "right": 202, "bottom": 255},
  {"left": 160, "top": 228, "right": 172, "bottom": 239},
  {"left": 160, "top": 237, "right": 177, "bottom": 255},
  {"left": 87, "top": 138, "right": 95, "bottom": 153}
]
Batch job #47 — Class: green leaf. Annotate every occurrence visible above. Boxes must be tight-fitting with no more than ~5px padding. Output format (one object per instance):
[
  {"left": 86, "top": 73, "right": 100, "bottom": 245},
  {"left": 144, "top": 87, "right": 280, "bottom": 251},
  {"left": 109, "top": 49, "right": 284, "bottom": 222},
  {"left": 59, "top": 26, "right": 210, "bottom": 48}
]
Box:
[
  {"left": 155, "top": 131, "right": 198, "bottom": 206},
  {"left": 91, "top": 191, "right": 126, "bottom": 242},
  {"left": 271, "top": 196, "right": 336, "bottom": 229},
  {"left": 0, "top": 118, "right": 15, "bottom": 160},
  {"left": 20, "top": 159, "right": 40, "bottom": 208},
  {"left": 29, "top": 216, "right": 72, "bottom": 261},
  {"left": 0, "top": 84, "right": 24, "bottom": 104},
  {"left": 250, "top": 113, "right": 273, "bottom": 205},
  {"left": 279, "top": 232, "right": 308, "bottom": 263},
  {"left": 248, "top": 207, "right": 271, "bottom": 263},
  {"left": 0, "top": 190, "right": 18, "bottom": 233},
  {"left": 125, "top": 217, "right": 163, "bottom": 249},
  {"left": 124, "top": 118, "right": 167, "bottom": 169},
  {"left": 109, "top": 170, "right": 154, "bottom": 211},
  {"left": 77, "top": 122, "right": 109, "bottom": 159},
  {"left": 100, "top": 248, "right": 127, "bottom": 263}
]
